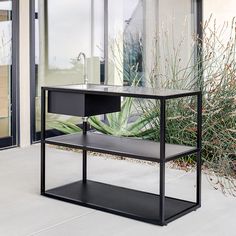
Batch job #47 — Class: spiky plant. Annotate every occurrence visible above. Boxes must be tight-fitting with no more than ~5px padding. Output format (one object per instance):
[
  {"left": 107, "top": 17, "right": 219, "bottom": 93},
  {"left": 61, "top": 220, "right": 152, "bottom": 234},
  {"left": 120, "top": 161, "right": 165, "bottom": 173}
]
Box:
[
  {"left": 89, "top": 97, "right": 154, "bottom": 138},
  {"left": 139, "top": 16, "right": 236, "bottom": 195}
]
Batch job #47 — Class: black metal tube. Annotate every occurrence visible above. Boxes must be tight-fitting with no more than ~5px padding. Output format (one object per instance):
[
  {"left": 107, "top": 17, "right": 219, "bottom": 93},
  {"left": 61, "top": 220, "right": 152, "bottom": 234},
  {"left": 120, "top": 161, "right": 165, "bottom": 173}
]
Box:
[
  {"left": 159, "top": 99, "right": 166, "bottom": 225},
  {"left": 196, "top": 92, "right": 202, "bottom": 205},
  {"left": 41, "top": 88, "right": 46, "bottom": 194},
  {"left": 83, "top": 120, "right": 87, "bottom": 183},
  {"left": 10, "top": 0, "right": 19, "bottom": 147}
]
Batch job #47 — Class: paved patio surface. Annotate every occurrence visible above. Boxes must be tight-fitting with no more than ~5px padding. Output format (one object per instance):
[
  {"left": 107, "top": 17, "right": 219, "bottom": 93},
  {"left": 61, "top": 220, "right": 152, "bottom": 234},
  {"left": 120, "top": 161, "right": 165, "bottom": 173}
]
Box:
[{"left": 0, "top": 144, "right": 235, "bottom": 236}]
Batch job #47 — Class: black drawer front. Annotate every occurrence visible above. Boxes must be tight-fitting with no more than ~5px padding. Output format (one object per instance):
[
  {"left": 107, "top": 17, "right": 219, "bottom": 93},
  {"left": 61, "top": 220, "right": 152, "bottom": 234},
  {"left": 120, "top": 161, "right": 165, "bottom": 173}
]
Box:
[
  {"left": 85, "top": 94, "right": 121, "bottom": 116},
  {"left": 48, "top": 91, "right": 85, "bottom": 116},
  {"left": 48, "top": 91, "right": 121, "bottom": 117}
]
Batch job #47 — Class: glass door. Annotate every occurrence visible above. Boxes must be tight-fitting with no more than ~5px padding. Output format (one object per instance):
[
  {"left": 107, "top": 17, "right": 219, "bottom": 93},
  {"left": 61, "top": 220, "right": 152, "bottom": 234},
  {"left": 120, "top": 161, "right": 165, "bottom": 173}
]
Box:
[
  {"left": 31, "top": 0, "right": 104, "bottom": 141},
  {"left": 0, "top": 0, "right": 17, "bottom": 149}
]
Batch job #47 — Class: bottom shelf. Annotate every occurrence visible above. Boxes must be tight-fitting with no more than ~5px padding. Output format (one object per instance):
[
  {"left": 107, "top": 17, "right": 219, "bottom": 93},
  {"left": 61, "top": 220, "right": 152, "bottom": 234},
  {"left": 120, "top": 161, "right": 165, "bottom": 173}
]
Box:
[{"left": 45, "top": 180, "right": 198, "bottom": 225}]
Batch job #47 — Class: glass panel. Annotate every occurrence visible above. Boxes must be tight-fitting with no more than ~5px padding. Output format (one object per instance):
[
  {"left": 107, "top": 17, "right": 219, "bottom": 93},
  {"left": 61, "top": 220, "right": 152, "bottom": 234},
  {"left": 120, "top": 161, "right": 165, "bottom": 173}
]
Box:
[
  {"left": 157, "top": 0, "right": 196, "bottom": 88},
  {"left": 0, "top": 1, "right": 11, "bottom": 10},
  {"left": 47, "top": 1, "right": 91, "bottom": 71},
  {"left": 35, "top": 0, "right": 39, "bottom": 64},
  {"left": 91, "top": 0, "right": 104, "bottom": 83},
  {"left": 108, "top": 0, "right": 144, "bottom": 86},
  {"left": 35, "top": 0, "right": 39, "bottom": 134},
  {"left": 35, "top": 0, "right": 197, "bottom": 139},
  {"left": 36, "top": 0, "right": 104, "bottom": 133},
  {"left": 0, "top": 1, "right": 12, "bottom": 138},
  {"left": 107, "top": 0, "right": 196, "bottom": 87},
  {"left": 35, "top": 0, "right": 38, "bottom": 13}
]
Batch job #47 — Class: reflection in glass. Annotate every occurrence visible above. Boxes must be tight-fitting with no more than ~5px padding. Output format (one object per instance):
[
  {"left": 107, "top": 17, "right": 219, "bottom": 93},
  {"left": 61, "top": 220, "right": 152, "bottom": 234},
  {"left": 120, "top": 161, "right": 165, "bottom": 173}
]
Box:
[
  {"left": 0, "top": 1, "right": 12, "bottom": 138},
  {"left": 34, "top": 0, "right": 198, "bottom": 138},
  {"left": 108, "top": 0, "right": 144, "bottom": 86},
  {"left": 36, "top": 0, "right": 105, "bottom": 133},
  {"left": 107, "top": 0, "right": 196, "bottom": 87}
]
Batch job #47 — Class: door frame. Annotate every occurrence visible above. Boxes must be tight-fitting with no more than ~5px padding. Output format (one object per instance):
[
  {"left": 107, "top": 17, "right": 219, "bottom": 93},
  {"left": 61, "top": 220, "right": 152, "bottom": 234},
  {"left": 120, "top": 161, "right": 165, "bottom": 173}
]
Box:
[{"left": 0, "top": 0, "right": 19, "bottom": 149}]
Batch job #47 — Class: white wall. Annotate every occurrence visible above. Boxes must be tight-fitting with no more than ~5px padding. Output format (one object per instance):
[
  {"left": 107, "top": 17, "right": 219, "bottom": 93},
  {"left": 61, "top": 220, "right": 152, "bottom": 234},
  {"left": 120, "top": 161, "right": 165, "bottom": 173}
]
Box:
[
  {"left": 19, "top": 0, "right": 31, "bottom": 147},
  {"left": 204, "top": 0, "right": 236, "bottom": 22}
]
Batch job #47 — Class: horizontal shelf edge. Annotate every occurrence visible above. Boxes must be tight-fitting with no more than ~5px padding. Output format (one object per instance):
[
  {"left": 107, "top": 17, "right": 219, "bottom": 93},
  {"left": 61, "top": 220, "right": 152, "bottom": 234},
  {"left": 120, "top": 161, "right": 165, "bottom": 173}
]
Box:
[{"left": 44, "top": 133, "right": 198, "bottom": 163}]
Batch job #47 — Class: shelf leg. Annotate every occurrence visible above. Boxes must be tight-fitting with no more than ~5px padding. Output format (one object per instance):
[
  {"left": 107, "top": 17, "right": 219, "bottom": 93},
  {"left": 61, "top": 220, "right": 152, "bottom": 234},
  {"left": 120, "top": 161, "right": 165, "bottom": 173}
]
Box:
[
  {"left": 197, "top": 93, "right": 202, "bottom": 206},
  {"left": 82, "top": 118, "right": 88, "bottom": 183},
  {"left": 160, "top": 99, "right": 166, "bottom": 225},
  {"left": 41, "top": 88, "right": 46, "bottom": 194}
]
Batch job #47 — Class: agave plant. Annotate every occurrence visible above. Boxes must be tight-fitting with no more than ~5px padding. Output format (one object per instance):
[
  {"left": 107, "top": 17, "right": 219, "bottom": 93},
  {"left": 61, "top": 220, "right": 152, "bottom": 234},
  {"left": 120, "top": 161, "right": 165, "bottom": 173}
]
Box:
[
  {"left": 89, "top": 97, "right": 154, "bottom": 138},
  {"left": 48, "top": 120, "right": 81, "bottom": 134}
]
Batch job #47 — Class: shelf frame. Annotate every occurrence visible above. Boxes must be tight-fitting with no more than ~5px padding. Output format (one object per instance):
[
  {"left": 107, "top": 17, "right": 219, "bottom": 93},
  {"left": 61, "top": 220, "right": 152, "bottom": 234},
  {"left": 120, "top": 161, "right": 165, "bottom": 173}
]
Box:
[{"left": 41, "top": 86, "right": 202, "bottom": 226}]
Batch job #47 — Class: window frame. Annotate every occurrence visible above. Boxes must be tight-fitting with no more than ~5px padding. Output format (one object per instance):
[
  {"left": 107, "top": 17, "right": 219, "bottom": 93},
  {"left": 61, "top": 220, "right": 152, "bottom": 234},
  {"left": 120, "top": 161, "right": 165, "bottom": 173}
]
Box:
[{"left": 30, "top": 0, "right": 203, "bottom": 143}]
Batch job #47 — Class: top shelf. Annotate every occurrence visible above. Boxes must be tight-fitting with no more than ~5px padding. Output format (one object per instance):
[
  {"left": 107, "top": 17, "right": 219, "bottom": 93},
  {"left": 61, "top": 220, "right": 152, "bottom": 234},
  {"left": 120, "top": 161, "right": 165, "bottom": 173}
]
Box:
[{"left": 43, "top": 84, "right": 200, "bottom": 100}]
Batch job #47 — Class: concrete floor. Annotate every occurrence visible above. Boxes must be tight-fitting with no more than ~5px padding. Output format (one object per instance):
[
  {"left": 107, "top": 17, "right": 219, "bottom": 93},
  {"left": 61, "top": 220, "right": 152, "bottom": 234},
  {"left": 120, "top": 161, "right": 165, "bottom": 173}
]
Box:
[{"left": 0, "top": 145, "right": 235, "bottom": 236}]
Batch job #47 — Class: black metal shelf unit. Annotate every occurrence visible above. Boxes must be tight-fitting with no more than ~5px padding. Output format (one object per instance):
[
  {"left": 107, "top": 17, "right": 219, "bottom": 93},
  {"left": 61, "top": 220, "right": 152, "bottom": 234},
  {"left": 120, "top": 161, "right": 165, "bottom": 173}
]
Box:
[{"left": 41, "top": 84, "right": 202, "bottom": 226}]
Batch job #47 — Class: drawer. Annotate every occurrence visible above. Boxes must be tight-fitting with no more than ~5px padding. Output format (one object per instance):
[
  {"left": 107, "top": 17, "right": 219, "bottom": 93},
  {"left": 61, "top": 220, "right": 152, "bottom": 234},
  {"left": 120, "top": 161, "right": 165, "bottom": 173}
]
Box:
[{"left": 48, "top": 91, "right": 121, "bottom": 117}]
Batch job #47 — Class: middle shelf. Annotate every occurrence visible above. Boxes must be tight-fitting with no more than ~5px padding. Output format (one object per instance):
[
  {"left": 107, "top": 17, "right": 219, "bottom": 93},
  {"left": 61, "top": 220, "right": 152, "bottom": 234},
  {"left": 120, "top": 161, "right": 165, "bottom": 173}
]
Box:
[{"left": 45, "top": 132, "right": 198, "bottom": 163}]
